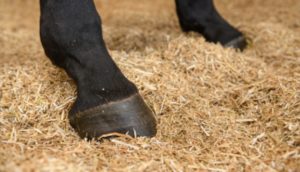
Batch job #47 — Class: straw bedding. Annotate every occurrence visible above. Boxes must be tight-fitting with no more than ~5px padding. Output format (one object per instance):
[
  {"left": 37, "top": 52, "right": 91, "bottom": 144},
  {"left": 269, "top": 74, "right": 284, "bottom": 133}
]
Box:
[{"left": 0, "top": 0, "right": 299, "bottom": 171}]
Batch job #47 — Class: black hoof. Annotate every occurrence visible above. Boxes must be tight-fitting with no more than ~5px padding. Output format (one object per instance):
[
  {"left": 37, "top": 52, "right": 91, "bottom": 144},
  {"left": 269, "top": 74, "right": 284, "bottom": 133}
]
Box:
[
  {"left": 224, "top": 36, "right": 247, "bottom": 51},
  {"left": 69, "top": 94, "right": 157, "bottom": 139}
]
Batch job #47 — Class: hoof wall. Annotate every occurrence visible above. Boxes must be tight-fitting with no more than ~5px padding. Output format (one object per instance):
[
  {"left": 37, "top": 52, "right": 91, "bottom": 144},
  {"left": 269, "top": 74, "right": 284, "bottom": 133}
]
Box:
[
  {"left": 69, "top": 94, "right": 157, "bottom": 140},
  {"left": 224, "top": 36, "right": 247, "bottom": 51}
]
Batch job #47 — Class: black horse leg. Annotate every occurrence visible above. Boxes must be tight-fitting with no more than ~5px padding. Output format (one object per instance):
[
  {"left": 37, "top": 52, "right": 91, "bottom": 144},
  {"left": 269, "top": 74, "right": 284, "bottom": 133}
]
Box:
[
  {"left": 175, "top": 0, "right": 247, "bottom": 50},
  {"left": 39, "top": 0, "right": 156, "bottom": 139}
]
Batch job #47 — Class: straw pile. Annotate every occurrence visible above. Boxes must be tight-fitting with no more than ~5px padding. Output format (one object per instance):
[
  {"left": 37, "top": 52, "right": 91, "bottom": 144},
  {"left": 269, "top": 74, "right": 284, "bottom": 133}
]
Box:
[{"left": 0, "top": 0, "right": 299, "bottom": 171}]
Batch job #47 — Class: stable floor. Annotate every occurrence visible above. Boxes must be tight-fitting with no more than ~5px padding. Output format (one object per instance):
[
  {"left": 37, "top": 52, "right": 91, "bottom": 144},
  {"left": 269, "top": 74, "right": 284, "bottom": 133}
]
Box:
[{"left": 0, "top": 0, "right": 299, "bottom": 171}]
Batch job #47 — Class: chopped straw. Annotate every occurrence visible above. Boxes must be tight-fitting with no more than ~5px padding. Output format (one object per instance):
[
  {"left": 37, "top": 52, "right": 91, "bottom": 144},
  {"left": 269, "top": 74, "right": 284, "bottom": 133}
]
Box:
[{"left": 0, "top": 0, "right": 299, "bottom": 171}]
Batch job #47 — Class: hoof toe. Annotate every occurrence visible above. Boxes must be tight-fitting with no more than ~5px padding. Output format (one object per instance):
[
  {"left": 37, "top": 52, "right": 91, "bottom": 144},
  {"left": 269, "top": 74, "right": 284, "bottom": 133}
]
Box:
[
  {"left": 69, "top": 94, "right": 157, "bottom": 139},
  {"left": 224, "top": 36, "right": 247, "bottom": 51}
]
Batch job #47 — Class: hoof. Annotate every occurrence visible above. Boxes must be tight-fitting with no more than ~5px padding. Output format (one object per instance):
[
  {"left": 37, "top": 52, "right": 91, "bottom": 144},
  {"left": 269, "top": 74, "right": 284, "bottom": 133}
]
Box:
[
  {"left": 69, "top": 94, "right": 157, "bottom": 139},
  {"left": 224, "top": 36, "right": 247, "bottom": 51}
]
